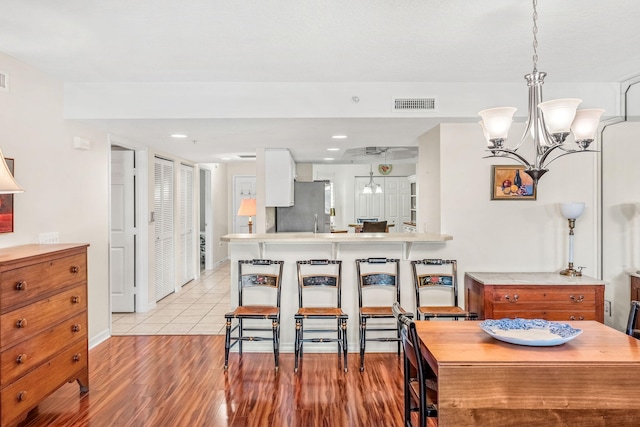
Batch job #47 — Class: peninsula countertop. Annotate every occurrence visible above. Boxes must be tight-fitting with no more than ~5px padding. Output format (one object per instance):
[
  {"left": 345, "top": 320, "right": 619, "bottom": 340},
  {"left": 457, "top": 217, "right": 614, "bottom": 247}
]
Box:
[{"left": 220, "top": 231, "right": 452, "bottom": 243}]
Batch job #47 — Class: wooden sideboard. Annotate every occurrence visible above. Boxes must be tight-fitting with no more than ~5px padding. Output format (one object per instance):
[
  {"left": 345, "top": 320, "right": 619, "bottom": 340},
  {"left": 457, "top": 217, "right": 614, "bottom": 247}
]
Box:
[
  {"left": 0, "top": 244, "right": 89, "bottom": 426},
  {"left": 465, "top": 272, "right": 605, "bottom": 323}
]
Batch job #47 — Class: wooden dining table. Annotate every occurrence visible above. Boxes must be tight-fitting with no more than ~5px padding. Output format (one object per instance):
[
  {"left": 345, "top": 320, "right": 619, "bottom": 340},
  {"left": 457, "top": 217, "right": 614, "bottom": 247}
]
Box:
[{"left": 415, "top": 320, "right": 640, "bottom": 426}]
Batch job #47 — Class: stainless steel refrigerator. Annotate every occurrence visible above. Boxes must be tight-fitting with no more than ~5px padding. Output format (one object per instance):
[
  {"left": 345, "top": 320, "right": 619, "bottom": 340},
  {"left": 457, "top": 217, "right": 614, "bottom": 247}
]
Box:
[{"left": 276, "top": 181, "right": 331, "bottom": 232}]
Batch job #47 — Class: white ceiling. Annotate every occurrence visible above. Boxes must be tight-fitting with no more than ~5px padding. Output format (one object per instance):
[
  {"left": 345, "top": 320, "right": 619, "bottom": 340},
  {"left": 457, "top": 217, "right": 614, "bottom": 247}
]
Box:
[{"left": 1, "top": 0, "right": 639, "bottom": 163}]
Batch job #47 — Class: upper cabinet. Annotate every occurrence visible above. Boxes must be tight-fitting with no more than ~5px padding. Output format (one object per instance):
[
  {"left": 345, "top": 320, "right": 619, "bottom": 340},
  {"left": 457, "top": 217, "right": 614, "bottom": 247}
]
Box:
[{"left": 265, "top": 149, "right": 296, "bottom": 206}]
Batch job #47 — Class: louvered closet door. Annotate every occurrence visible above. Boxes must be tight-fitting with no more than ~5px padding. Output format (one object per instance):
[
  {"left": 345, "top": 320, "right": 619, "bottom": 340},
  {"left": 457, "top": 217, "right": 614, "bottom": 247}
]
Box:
[
  {"left": 180, "top": 164, "right": 194, "bottom": 285},
  {"left": 154, "top": 157, "right": 175, "bottom": 301}
]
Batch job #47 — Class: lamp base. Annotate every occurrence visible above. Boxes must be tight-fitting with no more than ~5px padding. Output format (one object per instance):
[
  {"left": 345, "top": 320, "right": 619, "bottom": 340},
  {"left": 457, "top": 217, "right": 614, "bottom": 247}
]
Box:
[{"left": 560, "top": 263, "right": 582, "bottom": 277}]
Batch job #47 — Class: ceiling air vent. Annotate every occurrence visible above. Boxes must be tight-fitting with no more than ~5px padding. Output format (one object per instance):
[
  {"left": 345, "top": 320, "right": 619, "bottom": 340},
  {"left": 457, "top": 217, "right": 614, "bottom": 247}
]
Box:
[
  {"left": 0, "top": 71, "right": 8, "bottom": 92},
  {"left": 392, "top": 97, "right": 436, "bottom": 112},
  {"left": 238, "top": 154, "right": 256, "bottom": 159}
]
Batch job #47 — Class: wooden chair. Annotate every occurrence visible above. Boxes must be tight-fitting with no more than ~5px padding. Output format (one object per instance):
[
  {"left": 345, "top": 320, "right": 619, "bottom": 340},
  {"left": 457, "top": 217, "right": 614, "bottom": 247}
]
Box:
[
  {"left": 224, "top": 259, "right": 284, "bottom": 371},
  {"left": 362, "top": 220, "right": 388, "bottom": 232},
  {"left": 411, "top": 259, "right": 478, "bottom": 320},
  {"left": 294, "top": 259, "right": 348, "bottom": 373},
  {"left": 626, "top": 300, "right": 640, "bottom": 339},
  {"left": 356, "top": 257, "right": 410, "bottom": 371},
  {"left": 393, "top": 302, "right": 437, "bottom": 427}
]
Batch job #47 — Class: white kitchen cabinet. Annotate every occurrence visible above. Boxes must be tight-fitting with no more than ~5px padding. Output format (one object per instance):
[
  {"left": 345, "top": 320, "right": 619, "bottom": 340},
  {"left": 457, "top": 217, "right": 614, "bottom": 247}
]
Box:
[{"left": 265, "top": 149, "right": 295, "bottom": 206}]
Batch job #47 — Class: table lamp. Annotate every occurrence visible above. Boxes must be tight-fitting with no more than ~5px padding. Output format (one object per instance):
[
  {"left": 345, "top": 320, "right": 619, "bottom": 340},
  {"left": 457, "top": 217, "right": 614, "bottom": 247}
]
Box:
[
  {"left": 237, "top": 198, "right": 256, "bottom": 234},
  {"left": 559, "top": 202, "right": 585, "bottom": 277}
]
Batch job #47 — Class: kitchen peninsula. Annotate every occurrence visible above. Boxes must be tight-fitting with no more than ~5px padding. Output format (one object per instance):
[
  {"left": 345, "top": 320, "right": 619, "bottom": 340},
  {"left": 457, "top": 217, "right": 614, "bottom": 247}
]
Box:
[{"left": 221, "top": 231, "right": 452, "bottom": 353}]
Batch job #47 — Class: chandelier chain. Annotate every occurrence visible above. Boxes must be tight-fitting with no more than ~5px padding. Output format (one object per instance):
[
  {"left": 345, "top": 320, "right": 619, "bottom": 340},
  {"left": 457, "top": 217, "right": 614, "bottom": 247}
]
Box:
[{"left": 532, "top": 0, "right": 538, "bottom": 72}]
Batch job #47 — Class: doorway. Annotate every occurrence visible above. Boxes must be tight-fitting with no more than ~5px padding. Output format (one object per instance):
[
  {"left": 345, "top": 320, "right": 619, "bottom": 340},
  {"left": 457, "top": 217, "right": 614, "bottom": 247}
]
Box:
[{"left": 110, "top": 146, "right": 136, "bottom": 312}]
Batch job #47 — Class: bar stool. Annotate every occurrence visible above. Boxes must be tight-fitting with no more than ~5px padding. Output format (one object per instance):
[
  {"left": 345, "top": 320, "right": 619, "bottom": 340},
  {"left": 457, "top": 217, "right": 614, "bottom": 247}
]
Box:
[
  {"left": 356, "top": 257, "right": 410, "bottom": 371},
  {"left": 224, "top": 259, "right": 284, "bottom": 371},
  {"left": 294, "top": 259, "right": 348, "bottom": 373},
  {"left": 411, "top": 259, "right": 477, "bottom": 320}
]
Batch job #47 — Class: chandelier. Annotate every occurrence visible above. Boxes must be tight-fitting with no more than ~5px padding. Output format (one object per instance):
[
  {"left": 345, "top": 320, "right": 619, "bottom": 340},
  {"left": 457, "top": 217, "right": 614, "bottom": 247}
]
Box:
[
  {"left": 363, "top": 164, "right": 382, "bottom": 194},
  {"left": 478, "top": 0, "right": 604, "bottom": 184}
]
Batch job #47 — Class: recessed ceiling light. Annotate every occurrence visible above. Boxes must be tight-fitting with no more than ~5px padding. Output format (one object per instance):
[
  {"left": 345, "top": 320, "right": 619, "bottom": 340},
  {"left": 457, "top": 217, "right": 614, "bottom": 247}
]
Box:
[
  {"left": 324, "top": 157, "right": 335, "bottom": 161},
  {"left": 221, "top": 157, "right": 232, "bottom": 160},
  {"left": 327, "top": 148, "right": 340, "bottom": 151},
  {"left": 332, "top": 135, "right": 347, "bottom": 139},
  {"left": 171, "top": 134, "right": 188, "bottom": 138}
]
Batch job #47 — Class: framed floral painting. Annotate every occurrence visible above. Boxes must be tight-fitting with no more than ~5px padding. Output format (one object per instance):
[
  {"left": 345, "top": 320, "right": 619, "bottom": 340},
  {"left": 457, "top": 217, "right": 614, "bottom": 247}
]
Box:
[{"left": 491, "top": 165, "right": 536, "bottom": 200}]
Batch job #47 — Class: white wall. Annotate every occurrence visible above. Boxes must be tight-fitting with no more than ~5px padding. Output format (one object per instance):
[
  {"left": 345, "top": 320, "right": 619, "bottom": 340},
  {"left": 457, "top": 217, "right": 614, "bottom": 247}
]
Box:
[
  {"left": 602, "top": 121, "right": 640, "bottom": 329},
  {"left": 427, "top": 123, "right": 598, "bottom": 313},
  {"left": 0, "top": 51, "right": 110, "bottom": 345}
]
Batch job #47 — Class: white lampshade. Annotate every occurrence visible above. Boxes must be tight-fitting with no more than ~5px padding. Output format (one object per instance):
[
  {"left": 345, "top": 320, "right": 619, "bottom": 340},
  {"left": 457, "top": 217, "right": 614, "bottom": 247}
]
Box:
[
  {"left": 362, "top": 186, "right": 372, "bottom": 195},
  {"left": 571, "top": 109, "right": 605, "bottom": 141},
  {"left": 237, "top": 198, "right": 256, "bottom": 217},
  {"left": 374, "top": 185, "right": 383, "bottom": 194},
  {"left": 538, "top": 98, "right": 582, "bottom": 133},
  {"left": 560, "top": 202, "right": 585, "bottom": 220},
  {"left": 0, "top": 150, "right": 23, "bottom": 194},
  {"left": 478, "top": 107, "right": 517, "bottom": 139}
]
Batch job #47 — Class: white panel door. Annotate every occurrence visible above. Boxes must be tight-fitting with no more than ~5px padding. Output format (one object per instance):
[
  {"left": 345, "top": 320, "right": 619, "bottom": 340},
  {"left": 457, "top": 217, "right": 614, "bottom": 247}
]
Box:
[
  {"left": 180, "top": 164, "right": 194, "bottom": 285},
  {"left": 384, "top": 177, "right": 412, "bottom": 233},
  {"left": 154, "top": 157, "right": 175, "bottom": 301},
  {"left": 110, "top": 150, "right": 135, "bottom": 312}
]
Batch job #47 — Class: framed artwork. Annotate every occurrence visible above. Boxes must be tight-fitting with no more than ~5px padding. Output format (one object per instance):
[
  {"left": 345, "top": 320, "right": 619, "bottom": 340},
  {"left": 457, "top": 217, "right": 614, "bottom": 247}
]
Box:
[
  {"left": 491, "top": 165, "right": 536, "bottom": 200},
  {"left": 0, "top": 158, "right": 14, "bottom": 233}
]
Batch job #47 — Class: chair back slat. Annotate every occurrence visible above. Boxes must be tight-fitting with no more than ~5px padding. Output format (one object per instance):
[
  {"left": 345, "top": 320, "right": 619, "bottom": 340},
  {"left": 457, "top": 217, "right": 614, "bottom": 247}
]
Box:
[
  {"left": 297, "top": 259, "right": 343, "bottom": 308},
  {"left": 237, "top": 259, "right": 284, "bottom": 306}
]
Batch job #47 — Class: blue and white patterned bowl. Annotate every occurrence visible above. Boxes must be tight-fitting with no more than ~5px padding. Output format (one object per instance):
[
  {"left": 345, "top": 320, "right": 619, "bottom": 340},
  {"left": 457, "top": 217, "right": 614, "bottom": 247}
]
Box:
[{"left": 479, "top": 318, "right": 583, "bottom": 346}]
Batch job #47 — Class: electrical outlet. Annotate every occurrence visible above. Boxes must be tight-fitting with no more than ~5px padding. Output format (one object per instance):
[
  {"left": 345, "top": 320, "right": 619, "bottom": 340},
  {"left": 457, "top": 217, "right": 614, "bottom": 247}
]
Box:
[{"left": 604, "top": 300, "right": 612, "bottom": 316}]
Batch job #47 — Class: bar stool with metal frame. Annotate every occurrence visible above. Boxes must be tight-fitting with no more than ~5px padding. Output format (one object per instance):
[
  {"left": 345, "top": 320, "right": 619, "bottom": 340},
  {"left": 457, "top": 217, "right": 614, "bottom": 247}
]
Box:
[
  {"left": 294, "top": 259, "right": 348, "bottom": 373},
  {"left": 224, "top": 259, "right": 284, "bottom": 371},
  {"left": 356, "top": 257, "right": 410, "bottom": 371}
]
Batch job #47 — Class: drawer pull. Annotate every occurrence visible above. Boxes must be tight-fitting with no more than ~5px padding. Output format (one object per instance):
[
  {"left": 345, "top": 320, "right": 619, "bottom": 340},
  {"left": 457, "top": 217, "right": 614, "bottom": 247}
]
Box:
[
  {"left": 569, "top": 315, "right": 585, "bottom": 321},
  {"left": 17, "top": 391, "right": 27, "bottom": 402},
  {"left": 570, "top": 295, "right": 584, "bottom": 303},
  {"left": 70, "top": 265, "right": 79, "bottom": 273},
  {"left": 14, "top": 280, "right": 27, "bottom": 291},
  {"left": 504, "top": 294, "right": 519, "bottom": 303},
  {"left": 16, "top": 353, "right": 27, "bottom": 364},
  {"left": 71, "top": 296, "right": 81, "bottom": 304},
  {"left": 16, "top": 318, "right": 27, "bottom": 328},
  {"left": 73, "top": 353, "right": 82, "bottom": 362},
  {"left": 72, "top": 324, "right": 81, "bottom": 333}
]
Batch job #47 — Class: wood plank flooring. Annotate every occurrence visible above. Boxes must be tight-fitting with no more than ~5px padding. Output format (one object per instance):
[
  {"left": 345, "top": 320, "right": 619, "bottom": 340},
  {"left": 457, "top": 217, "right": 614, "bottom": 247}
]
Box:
[{"left": 17, "top": 335, "right": 409, "bottom": 427}]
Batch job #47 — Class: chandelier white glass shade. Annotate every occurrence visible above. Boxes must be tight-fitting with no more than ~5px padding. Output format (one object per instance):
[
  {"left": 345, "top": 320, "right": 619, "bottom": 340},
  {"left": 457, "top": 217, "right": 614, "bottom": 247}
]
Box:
[
  {"left": 478, "top": 0, "right": 604, "bottom": 184},
  {"left": 363, "top": 165, "right": 382, "bottom": 194},
  {"left": 559, "top": 202, "right": 585, "bottom": 277}
]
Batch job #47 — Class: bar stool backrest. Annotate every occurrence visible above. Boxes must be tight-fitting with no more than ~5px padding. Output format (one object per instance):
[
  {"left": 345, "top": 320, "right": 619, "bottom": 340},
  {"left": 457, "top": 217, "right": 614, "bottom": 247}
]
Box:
[
  {"left": 411, "top": 259, "right": 459, "bottom": 309},
  {"left": 296, "top": 259, "right": 343, "bottom": 309},
  {"left": 356, "top": 258, "right": 400, "bottom": 307},
  {"left": 238, "top": 259, "right": 284, "bottom": 307}
]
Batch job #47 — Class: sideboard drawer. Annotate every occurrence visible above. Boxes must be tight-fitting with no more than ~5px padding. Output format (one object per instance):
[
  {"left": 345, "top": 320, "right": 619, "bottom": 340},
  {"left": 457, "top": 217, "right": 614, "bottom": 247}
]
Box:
[
  {"left": 0, "top": 285, "right": 86, "bottom": 349},
  {"left": 0, "top": 312, "right": 86, "bottom": 387},
  {"left": 0, "top": 253, "right": 86, "bottom": 312},
  {"left": 492, "top": 287, "right": 598, "bottom": 307},
  {"left": 0, "top": 340, "right": 87, "bottom": 426},
  {"left": 492, "top": 308, "right": 599, "bottom": 322}
]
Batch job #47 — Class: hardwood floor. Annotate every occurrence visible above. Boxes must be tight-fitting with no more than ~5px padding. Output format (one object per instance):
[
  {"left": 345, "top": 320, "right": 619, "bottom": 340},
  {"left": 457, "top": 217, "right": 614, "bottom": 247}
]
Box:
[{"left": 18, "top": 335, "right": 408, "bottom": 427}]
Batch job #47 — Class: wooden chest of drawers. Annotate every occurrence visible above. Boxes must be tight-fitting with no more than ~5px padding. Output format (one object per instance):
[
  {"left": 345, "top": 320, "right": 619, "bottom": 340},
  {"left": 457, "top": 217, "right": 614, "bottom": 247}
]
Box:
[
  {"left": 0, "top": 244, "right": 89, "bottom": 426},
  {"left": 465, "top": 272, "right": 605, "bottom": 323}
]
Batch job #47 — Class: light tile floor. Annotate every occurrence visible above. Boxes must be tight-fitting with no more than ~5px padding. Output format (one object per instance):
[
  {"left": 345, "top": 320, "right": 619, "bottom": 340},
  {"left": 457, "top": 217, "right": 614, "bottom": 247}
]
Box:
[{"left": 111, "top": 261, "right": 231, "bottom": 336}]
